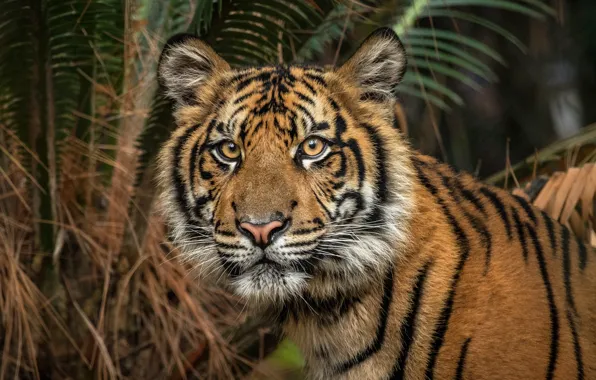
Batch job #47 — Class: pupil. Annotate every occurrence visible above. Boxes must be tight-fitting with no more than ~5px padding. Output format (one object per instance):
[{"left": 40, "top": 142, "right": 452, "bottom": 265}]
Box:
[{"left": 309, "top": 140, "right": 317, "bottom": 149}]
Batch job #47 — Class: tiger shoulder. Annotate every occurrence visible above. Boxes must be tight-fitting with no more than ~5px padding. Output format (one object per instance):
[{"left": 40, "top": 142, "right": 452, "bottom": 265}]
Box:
[{"left": 156, "top": 27, "right": 596, "bottom": 379}]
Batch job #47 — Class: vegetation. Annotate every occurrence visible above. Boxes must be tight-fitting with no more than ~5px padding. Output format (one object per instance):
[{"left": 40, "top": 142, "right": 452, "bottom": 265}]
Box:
[{"left": 0, "top": 0, "right": 592, "bottom": 379}]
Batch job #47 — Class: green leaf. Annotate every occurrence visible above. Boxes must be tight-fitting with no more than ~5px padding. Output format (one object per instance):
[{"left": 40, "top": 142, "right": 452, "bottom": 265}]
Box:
[
  {"left": 424, "top": 9, "right": 527, "bottom": 52},
  {"left": 408, "top": 46, "right": 497, "bottom": 81},
  {"left": 397, "top": 84, "right": 452, "bottom": 110},
  {"left": 402, "top": 73, "right": 464, "bottom": 105},
  {"left": 408, "top": 58, "right": 483, "bottom": 90},
  {"left": 405, "top": 28, "right": 506, "bottom": 64},
  {"left": 427, "top": 0, "right": 554, "bottom": 18}
]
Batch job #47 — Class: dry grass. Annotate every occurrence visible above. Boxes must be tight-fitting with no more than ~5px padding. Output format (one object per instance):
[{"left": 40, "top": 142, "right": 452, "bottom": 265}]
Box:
[{"left": 0, "top": 114, "right": 261, "bottom": 379}]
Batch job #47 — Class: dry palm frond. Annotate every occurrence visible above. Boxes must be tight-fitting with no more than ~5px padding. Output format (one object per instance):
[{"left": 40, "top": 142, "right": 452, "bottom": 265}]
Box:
[{"left": 513, "top": 163, "right": 596, "bottom": 247}]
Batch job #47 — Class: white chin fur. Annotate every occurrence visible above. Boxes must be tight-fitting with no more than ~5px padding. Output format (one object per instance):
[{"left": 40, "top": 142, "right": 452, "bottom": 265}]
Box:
[{"left": 229, "top": 265, "right": 309, "bottom": 304}]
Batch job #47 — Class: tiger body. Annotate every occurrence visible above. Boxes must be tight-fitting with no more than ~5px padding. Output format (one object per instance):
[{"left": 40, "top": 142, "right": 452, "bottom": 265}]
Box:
[
  {"left": 286, "top": 154, "right": 596, "bottom": 380},
  {"left": 156, "top": 28, "right": 596, "bottom": 379}
]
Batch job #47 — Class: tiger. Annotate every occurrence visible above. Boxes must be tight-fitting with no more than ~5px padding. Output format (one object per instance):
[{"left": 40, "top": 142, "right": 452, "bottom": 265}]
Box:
[{"left": 156, "top": 28, "right": 596, "bottom": 379}]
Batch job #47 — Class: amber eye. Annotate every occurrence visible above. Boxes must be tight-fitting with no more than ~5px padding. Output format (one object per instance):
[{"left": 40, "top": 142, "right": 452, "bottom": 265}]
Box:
[
  {"left": 217, "top": 141, "right": 241, "bottom": 161},
  {"left": 301, "top": 137, "right": 326, "bottom": 158}
]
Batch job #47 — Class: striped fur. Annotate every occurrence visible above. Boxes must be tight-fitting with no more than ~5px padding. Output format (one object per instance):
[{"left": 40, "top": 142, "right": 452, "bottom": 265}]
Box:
[{"left": 157, "top": 28, "right": 596, "bottom": 379}]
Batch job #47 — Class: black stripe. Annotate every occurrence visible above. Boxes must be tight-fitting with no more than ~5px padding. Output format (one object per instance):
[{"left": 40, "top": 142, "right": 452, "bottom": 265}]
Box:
[
  {"left": 284, "top": 291, "right": 365, "bottom": 326},
  {"left": 526, "top": 223, "right": 559, "bottom": 380},
  {"left": 412, "top": 159, "right": 434, "bottom": 193},
  {"left": 188, "top": 139, "right": 202, "bottom": 193},
  {"left": 414, "top": 164, "right": 471, "bottom": 380},
  {"left": 233, "top": 91, "right": 256, "bottom": 104},
  {"left": 389, "top": 261, "right": 432, "bottom": 380},
  {"left": 173, "top": 124, "right": 202, "bottom": 219},
  {"left": 312, "top": 191, "right": 334, "bottom": 220},
  {"left": 454, "top": 177, "right": 487, "bottom": 217},
  {"left": 328, "top": 97, "right": 340, "bottom": 111},
  {"left": 542, "top": 211, "right": 557, "bottom": 257},
  {"left": 479, "top": 187, "right": 512, "bottom": 239},
  {"left": 434, "top": 170, "right": 492, "bottom": 275},
  {"left": 304, "top": 72, "right": 326, "bottom": 85},
  {"left": 293, "top": 225, "right": 325, "bottom": 235},
  {"left": 576, "top": 238, "right": 587, "bottom": 272},
  {"left": 294, "top": 90, "right": 315, "bottom": 105},
  {"left": 511, "top": 207, "right": 528, "bottom": 262},
  {"left": 314, "top": 121, "right": 330, "bottom": 131},
  {"left": 215, "top": 230, "right": 235, "bottom": 237},
  {"left": 567, "top": 309, "right": 584, "bottom": 380},
  {"left": 282, "top": 241, "right": 317, "bottom": 248},
  {"left": 298, "top": 78, "right": 317, "bottom": 94},
  {"left": 188, "top": 119, "right": 217, "bottom": 194},
  {"left": 455, "top": 338, "right": 472, "bottom": 380},
  {"left": 335, "top": 266, "right": 394, "bottom": 373},
  {"left": 513, "top": 195, "right": 538, "bottom": 224},
  {"left": 562, "top": 227, "right": 578, "bottom": 315},
  {"left": 235, "top": 71, "right": 273, "bottom": 92},
  {"left": 361, "top": 124, "right": 389, "bottom": 224},
  {"left": 193, "top": 196, "right": 210, "bottom": 219},
  {"left": 229, "top": 104, "right": 248, "bottom": 121},
  {"left": 216, "top": 242, "right": 245, "bottom": 250},
  {"left": 347, "top": 138, "right": 366, "bottom": 189},
  {"left": 334, "top": 191, "right": 365, "bottom": 220},
  {"left": 297, "top": 104, "right": 315, "bottom": 128},
  {"left": 465, "top": 211, "right": 492, "bottom": 276}
]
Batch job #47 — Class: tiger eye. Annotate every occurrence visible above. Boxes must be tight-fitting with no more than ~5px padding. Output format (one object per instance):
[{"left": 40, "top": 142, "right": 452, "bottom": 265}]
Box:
[
  {"left": 219, "top": 141, "right": 241, "bottom": 160},
  {"left": 301, "top": 137, "right": 326, "bottom": 157}
]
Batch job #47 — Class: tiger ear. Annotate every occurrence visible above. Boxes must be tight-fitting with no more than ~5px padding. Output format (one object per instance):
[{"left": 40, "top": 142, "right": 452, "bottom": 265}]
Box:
[
  {"left": 157, "top": 34, "right": 230, "bottom": 106},
  {"left": 337, "top": 27, "right": 407, "bottom": 99}
]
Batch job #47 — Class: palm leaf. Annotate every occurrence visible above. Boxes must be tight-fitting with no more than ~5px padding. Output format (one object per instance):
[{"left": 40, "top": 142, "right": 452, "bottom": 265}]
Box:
[
  {"left": 393, "top": 0, "right": 552, "bottom": 109},
  {"left": 0, "top": 0, "right": 125, "bottom": 250}
]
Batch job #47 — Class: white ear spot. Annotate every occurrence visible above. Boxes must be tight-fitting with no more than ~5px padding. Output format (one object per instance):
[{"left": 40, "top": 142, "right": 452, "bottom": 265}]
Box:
[
  {"left": 337, "top": 27, "right": 407, "bottom": 99},
  {"left": 157, "top": 34, "right": 230, "bottom": 106}
]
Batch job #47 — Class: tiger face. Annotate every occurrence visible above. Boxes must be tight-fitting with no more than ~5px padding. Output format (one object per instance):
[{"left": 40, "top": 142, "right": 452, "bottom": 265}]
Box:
[{"left": 157, "top": 28, "right": 415, "bottom": 305}]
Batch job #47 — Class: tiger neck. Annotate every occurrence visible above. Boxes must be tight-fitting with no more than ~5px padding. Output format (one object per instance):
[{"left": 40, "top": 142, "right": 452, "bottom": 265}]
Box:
[
  {"left": 280, "top": 268, "right": 393, "bottom": 374},
  {"left": 278, "top": 184, "right": 437, "bottom": 377}
]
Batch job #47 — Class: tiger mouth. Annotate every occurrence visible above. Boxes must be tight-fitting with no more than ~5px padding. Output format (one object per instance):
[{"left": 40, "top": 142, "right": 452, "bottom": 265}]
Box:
[
  {"left": 253, "top": 257, "right": 284, "bottom": 269},
  {"left": 221, "top": 248, "right": 317, "bottom": 280}
]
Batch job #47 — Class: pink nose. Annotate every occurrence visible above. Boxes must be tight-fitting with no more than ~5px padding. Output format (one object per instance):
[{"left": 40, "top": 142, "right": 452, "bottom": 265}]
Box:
[{"left": 239, "top": 220, "right": 285, "bottom": 247}]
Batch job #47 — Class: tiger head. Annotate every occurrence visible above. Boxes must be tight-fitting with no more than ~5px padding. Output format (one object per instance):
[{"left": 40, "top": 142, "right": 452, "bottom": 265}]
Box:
[{"left": 157, "top": 28, "right": 415, "bottom": 306}]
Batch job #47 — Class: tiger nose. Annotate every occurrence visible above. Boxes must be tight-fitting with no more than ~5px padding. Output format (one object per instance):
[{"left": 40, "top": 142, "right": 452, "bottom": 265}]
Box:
[{"left": 238, "top": 219, "right": 289, "bottom": 248}]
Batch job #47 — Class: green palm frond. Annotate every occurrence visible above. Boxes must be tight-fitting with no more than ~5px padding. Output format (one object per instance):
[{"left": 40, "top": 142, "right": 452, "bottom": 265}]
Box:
[
  {"left": 0, "top": 0, "right": 35, "bottom": 146},
  {"left": 295, "top": 2, "right": 363, "bottom": 62},
  {"left": 206, "top": 0, "right": 334, "bottom": 66},
  {"left": 394, "top": 0, "right": 553, "bottom": 109},
  {"left": 0, "top": 0, "right": 125, "bottom": 250}
]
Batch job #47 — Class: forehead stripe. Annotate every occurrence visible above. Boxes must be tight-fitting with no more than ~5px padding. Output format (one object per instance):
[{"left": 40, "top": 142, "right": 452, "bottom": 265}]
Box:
[
  {"left": 298, "top": 78, "right": 317, "bottom": 95},
  {"left": 294, "top": 90, "right": 315, "bottom": 105}
]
